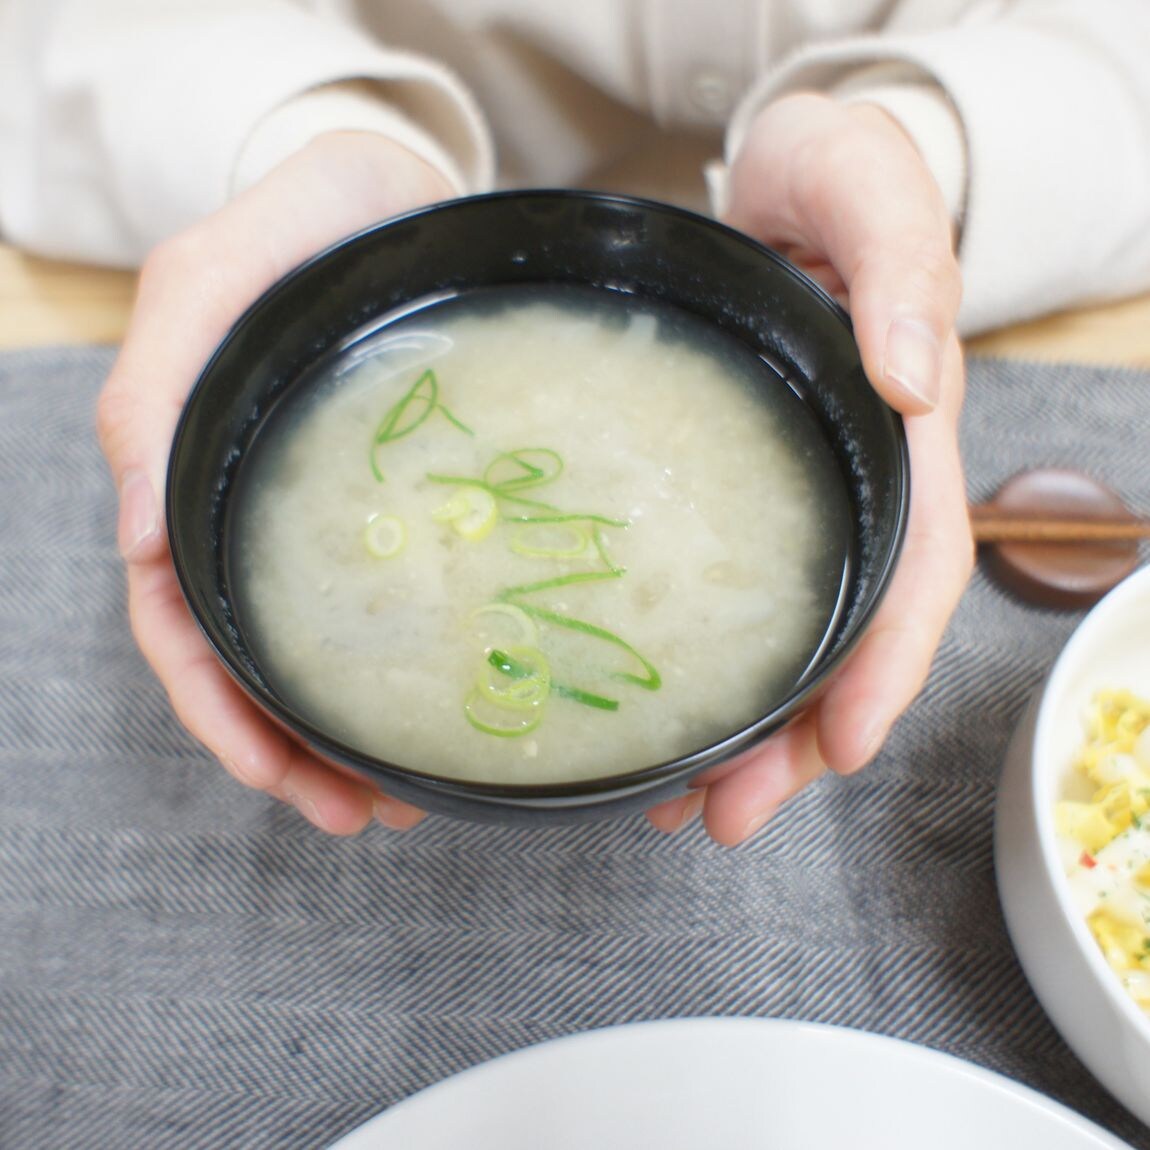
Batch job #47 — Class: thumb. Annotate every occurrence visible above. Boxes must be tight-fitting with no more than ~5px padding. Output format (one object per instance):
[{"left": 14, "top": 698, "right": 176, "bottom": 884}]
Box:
[
  {"left": 96, "top": 218, "right": 277, "bottom": 564},
  {"left": 727, "top": 94, "right": 961, "bottom": 413},
  {"left": 96, "top": 232, "right": 244, "bottom": 565},
  {"left": 845, "top": 200, "right": 962, "bottom": 414},
  {"left": 97, "top": 131, "right": 455, "bottom": 564},
  {"left": 96, "top": 351, "right": 171, "bottom": 565}
]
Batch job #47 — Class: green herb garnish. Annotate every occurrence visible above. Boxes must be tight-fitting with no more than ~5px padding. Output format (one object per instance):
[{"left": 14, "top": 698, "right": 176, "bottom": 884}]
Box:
[
  {"left": 369, "top": 369, "right": 473, "bottom": 482},
  {"left": 488, "top": 648, "right": 621, "bottom": 713},
  {"left": 362, "top": 375, "right": 660, "bottom": 740}
]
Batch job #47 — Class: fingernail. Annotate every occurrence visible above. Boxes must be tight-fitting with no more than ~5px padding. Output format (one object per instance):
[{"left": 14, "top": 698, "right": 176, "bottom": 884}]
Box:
[
  {"left": 285, "top": 789, "right": 323, "bottom": 828},
  {"left": 118, "top": 469, "right": 160, "bottom": 559},
  {"left": 883, "top": 318, "right": 941, "bottom": 410},
  {"left": 219, "top": 751, "right": 263, "bottom": 789},
  {"left": 374, "top": 795, "right": 420, "bottom": 831},
  {"left": 218, "top": 753, "right": 244, "bottom": 783},
  {"left": 374, "top": 797, "right": 399, "bottom": 829},
  {"left": 672, "top": 789, "right": 707, "bottom": 833}
]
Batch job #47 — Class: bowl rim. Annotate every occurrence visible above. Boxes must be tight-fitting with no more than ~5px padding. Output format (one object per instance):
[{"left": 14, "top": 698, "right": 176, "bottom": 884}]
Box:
[
  {"left": 167, "top": 188, "right": 910, "bottom": 802},
  {"left": 1031, "top": 562, "right": 1150, "bottom": 1041}
]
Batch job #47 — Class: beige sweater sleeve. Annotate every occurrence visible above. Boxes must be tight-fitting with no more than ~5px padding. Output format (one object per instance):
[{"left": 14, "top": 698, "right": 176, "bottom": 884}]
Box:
[
  {"left": 0, "top": 0, "right": 493, "bottom": 266},
  {"left": 724, "top": 0, "right": 1150, "bottom": 335}
]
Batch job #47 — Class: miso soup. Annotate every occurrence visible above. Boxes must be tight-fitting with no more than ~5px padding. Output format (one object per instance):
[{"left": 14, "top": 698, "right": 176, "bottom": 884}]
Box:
[{"left": 230, "top": 286, "right": 852, "bottom": 785}]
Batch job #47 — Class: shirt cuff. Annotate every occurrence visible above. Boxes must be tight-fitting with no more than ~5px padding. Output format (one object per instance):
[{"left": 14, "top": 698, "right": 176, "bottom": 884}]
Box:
[
  {"left": 720, "top": 56, "right": 968, "bottom": 232},
  {"left": 232, "top": 81, "right": 472, "bottom": 198},
  {"left": 40, "top": 1, "right": 495, "bottom": 261},
  {"left": 722, "top": 12, "right": 1150, "bottom": 335}
]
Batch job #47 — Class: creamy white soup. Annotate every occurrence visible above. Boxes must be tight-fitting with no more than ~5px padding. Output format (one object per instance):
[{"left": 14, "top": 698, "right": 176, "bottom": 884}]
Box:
[{"left": 231, "top": 286, "right": 851, "bottom": 784}]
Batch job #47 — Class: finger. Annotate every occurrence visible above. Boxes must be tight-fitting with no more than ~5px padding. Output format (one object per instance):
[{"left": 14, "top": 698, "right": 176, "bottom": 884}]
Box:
[
  {"left": 727, "top": 94, "right": 960, "bottom": 413},
  {"left": 129, "top": 549, "right": 427, "bottom": 834},
  {"left": 701, "top": 715, "right": 826, "bottom": 846},
  {"left": 646, "top": 788, "right": 707, "bottom": 835},
  {"left": 97, "top": 134, "right": 452, "bottom": 562},
  {"left": 814, "top": 338, "right": 973, "bottom": 773},
  {"left": 805, "top": 106, "right": 959, "bottom": 414},
  {"left": 128, "top": 557, "right": 294, "bottom": 787},
  {"left": 128, "top": 553, "right": 378, "bottom": 825},
  {"left": 373, "top": 793, "right": 428, "bottom": 832},
  {"left": 774, "top": 243, "right": 848, "bottom": 306},
  {"left": 264, "top": 742, "right": 376, "bottom": 836},
  {"left": 645, "top": 745, "right": 764, "bottom": 834},
  {"left": 98, "top": 135, "right": 453, "bottom": 830},
  {"left": 96, "top": 230, "right": 285, "bottom": 562}
]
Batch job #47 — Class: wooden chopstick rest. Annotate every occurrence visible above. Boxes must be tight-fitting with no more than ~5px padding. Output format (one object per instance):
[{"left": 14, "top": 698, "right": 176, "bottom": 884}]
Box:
[{"left": 970, "top": 468, "right": 1147, "bottom": 609}]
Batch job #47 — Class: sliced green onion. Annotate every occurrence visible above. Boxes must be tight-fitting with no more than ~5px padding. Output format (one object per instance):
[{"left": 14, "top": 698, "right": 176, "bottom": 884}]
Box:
[
  {"left": 463, "top": 689, "right": 543, "bottom": 738},
  {"left": 369, "top": 369, "right": 473, "bottom": 482},
  {"left": 362, "top": 514, "right": 406, "bottom": 559},
  {"left": 484, "top": 448, "right": 564, "bottom": 492},
  {"left": 437, "top": 404, "right": 475, "bottom": 437},
  {"left": 489, "top": 491, "right": 562, "bottom": 514},
  {"left": 506, "top": 601, "right": 661, "bottom": 691},
  {"left": 471, "top": 603, "right": 539, "bottom": 647},
  {"left": 553, "top": 683, "right": 620, "bottom": 711},
  {"left": 374, "top": 369, "right": 437, "bottom": 446},
  {"left": 417, "top": 435, "right": 659, "bottom": 724},
  {"left": 499, "top": 569, "right": 622, "bottom": 600},
  {"left": 506, "top": 511, "right": 630, "bottom": 529},
  {"left": 510, "top": 522, "right": 590, "bottom": 558},
  {"left": 591, "top": 527, "right": 626, "bottom": 576},
  {"left": 432, "top": 486, "right": 498, "bottom": 541},
  {"left": 479, "top": 646, "right": 551, "bottom": 711},
  {"left": 426, "top": 474, "right": 493, "bottom": 489},
  {"left": 488, "top": 647, "right": 620, "bottom": 714}
]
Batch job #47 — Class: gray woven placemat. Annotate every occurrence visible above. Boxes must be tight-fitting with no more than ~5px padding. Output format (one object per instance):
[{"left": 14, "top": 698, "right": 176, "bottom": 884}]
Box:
[{"left": 2, "top": 346, "right": 1149, "bottom": 1149}]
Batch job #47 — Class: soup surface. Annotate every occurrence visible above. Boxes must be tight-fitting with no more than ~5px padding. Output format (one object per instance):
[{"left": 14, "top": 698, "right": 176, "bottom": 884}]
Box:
[{"left": 231, "top": 286, "right": 851, "bottom": 785}]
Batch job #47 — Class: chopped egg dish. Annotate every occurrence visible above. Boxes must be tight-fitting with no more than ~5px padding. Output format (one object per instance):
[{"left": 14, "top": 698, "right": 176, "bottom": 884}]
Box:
[{"left": 1056, "top": 689, "right": 1150, "bottom": 1009}]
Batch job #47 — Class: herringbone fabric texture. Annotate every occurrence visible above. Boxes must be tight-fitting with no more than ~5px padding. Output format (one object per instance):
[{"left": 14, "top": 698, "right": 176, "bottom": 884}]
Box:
[{"left": 1, "top": 348, "right": 1148, "bottom": 1148}]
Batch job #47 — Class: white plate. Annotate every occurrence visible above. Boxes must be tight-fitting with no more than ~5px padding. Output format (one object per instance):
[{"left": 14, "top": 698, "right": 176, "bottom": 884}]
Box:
[{"left": 328, "top": 1019, "right": 1132, "bottom": 1149}]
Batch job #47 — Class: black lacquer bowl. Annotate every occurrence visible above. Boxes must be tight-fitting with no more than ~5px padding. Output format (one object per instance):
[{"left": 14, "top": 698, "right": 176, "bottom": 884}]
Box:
[{"left": 167, "top": 191, "right": 909, "bottom": 825}]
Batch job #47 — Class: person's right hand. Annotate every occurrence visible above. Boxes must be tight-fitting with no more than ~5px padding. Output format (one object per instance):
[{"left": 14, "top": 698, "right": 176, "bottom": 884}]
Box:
[{"left": 97, "top": 132, "right": 451, "bottom": 834}]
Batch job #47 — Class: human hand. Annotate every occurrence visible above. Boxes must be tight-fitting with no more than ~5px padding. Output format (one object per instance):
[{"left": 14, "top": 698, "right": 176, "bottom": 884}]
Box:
[
  {"left": 647, "top": 93, "right": 974, "bottom": 844},
  {"left": 97, "top": 132, "right": 452, "bottom": 834}
]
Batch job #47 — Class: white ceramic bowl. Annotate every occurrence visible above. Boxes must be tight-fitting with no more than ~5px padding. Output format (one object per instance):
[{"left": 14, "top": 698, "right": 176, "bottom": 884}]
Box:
[{"left": 997, "top": 563, "right": 1150, "bottom": 1124}]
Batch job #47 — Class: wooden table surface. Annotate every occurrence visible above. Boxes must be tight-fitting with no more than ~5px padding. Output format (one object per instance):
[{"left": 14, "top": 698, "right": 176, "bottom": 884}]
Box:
[{"left": 3, "top": 241, "right": 1150, "bottom": 365}]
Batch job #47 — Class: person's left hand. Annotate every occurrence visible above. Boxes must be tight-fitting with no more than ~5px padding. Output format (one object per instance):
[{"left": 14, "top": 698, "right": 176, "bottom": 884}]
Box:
[
  {"left": 647, "top": 93, "right": 974, "bottom": 843},
  {"left": 97, "top": 131, "right": 452, "bottom": 835}
]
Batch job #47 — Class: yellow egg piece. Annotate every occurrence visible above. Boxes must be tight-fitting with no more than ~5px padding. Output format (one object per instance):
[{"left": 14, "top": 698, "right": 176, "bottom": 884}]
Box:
[
  {"left": 1056, "top": 799, "right": 1122, "bottom": 854},
  {"left": 1088, "top": 906, "right": 1150, "bottom": 972}
]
